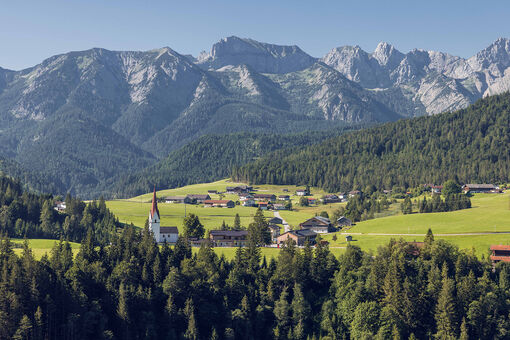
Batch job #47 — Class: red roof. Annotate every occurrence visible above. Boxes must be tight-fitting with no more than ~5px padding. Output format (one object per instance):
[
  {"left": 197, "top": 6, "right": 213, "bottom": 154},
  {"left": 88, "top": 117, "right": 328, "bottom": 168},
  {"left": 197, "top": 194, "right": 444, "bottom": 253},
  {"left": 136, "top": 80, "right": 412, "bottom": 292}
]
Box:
[
  {"left": 150, "top": 186, "right": 159, "bottom": 218},
  {"left": 490, "top": 256, "right": 510, "bottom": 262},
  {"left": 490, "top": 245, "right": 510, "bottom": 251}
]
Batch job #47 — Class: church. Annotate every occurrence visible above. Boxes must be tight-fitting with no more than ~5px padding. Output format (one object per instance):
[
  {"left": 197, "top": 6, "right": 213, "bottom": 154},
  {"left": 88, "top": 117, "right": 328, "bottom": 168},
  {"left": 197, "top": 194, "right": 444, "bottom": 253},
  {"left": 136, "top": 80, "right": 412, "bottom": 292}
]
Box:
[{"left": 149, "top": 188, "right": 179, "bottom": 243}]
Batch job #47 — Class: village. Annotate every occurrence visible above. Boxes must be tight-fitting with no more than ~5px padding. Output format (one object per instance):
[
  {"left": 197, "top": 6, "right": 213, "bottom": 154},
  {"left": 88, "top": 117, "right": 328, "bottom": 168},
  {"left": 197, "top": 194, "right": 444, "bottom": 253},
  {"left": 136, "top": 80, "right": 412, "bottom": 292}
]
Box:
[{"left": 141, "top": 181, "right": 508, "bottom": 266}]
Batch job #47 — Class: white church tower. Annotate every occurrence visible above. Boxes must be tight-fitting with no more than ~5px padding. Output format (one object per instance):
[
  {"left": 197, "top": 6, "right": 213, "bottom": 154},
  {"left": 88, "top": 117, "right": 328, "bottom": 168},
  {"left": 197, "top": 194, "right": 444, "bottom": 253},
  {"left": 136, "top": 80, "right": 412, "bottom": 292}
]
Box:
[{"left": 149, "top": 186, "right": 161, "bottom": 242}]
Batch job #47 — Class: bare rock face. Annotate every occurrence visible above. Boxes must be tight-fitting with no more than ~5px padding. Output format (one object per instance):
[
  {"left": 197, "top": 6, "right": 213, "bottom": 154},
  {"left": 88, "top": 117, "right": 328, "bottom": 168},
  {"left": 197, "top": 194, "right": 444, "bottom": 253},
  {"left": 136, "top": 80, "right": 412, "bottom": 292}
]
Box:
[
  {"left": 321, "top": 38, "right": 510, "bottom": 115},
  {"left": 197, "top": 36, "right": 316, "bottom": 74}
]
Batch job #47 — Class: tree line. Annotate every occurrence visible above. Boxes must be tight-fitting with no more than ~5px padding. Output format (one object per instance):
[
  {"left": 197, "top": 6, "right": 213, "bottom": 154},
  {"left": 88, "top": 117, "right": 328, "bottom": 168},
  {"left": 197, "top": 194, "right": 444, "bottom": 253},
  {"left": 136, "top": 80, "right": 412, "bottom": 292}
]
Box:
[
  {"left": 1, "top": 226, "right": 509, "bottom": 339},
  {"left": 0, "top": 175, "right": 121, "bottom": 244},
  {"left": 232, "top": 92, "right": 510, "bottom": 193}
]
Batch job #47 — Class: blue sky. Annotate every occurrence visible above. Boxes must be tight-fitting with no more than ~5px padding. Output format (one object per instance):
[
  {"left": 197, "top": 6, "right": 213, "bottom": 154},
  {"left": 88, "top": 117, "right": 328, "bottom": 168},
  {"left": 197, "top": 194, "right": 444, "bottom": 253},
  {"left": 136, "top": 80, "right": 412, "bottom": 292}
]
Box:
[{"left": 1, "top": 0, "right": 509, "bottom": 70}]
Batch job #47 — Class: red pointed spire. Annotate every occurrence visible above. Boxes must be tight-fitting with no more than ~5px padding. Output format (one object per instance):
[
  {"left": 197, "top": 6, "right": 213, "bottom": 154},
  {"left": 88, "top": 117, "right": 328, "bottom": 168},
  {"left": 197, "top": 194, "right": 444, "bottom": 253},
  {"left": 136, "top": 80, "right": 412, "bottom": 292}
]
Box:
[{"left": 150, "top": 185, "right": 159, "bottom": 218}]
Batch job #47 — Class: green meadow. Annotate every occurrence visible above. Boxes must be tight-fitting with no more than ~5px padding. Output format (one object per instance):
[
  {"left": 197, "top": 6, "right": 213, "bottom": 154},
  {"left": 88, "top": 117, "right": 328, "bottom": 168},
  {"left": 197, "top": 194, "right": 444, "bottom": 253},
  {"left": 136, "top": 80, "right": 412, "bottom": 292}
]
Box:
[{"left": 11, "top": 239, "right": 81, "bottom": 259}]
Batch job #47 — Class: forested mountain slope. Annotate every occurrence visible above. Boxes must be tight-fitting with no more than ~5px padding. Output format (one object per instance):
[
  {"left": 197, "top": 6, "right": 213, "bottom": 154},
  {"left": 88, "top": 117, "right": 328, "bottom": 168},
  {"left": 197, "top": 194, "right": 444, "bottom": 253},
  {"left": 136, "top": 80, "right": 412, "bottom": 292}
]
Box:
[
  {"left": 233, "top": 92, "right": 510, "bottom": 191},
  {"left": 110, "top": 126, "right": 366, "bottom": 198}
]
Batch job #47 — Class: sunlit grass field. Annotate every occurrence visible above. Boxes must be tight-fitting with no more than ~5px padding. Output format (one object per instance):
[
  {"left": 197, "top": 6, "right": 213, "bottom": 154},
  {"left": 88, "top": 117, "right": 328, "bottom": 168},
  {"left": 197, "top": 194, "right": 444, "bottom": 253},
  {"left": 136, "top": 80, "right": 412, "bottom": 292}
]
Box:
[{"left": 11, "top": 239, "right": 81, "bottom": 259}]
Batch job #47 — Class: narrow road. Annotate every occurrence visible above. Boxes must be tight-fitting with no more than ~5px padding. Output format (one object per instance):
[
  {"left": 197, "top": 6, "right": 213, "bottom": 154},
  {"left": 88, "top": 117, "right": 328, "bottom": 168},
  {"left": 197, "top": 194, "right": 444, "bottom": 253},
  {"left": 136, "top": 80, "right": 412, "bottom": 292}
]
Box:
[
  {"left": 340, "top": 232, "right": 510, "bottom": 236},
  {"left": 273, "top": 211, "right": 290, "bottom": 232}
]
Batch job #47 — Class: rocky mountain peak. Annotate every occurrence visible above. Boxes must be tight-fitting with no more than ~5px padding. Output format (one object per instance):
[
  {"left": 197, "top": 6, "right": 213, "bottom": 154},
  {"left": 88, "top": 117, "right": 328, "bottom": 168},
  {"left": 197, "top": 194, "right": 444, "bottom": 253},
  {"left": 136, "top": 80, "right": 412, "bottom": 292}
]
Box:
[
  {"left": 372, "top": 42, "right": 404, "bottom": 69},
  {"left": 196, "top": 36, "right": 316, "bottom": 74}
]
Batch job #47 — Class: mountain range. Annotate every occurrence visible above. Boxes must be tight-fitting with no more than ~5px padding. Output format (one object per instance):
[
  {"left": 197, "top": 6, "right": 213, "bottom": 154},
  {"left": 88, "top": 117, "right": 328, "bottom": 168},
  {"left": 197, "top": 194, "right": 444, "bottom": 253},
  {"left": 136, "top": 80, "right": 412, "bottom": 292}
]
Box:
[{"left": 0, "top": 36, "right": 509, "bottom": 197}]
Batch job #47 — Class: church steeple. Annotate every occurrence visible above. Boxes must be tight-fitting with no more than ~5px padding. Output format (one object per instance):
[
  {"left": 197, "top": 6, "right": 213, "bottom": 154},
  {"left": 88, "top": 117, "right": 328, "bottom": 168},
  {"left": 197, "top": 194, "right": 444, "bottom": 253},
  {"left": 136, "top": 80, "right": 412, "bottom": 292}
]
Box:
[{"left": 150, "top": 186, "right": 159, "bottom": 219}]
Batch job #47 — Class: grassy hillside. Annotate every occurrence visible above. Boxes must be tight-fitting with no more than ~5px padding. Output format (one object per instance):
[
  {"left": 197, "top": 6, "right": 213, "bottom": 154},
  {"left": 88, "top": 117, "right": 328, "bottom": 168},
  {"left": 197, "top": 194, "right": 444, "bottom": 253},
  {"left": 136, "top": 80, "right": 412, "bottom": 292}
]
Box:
[
  {"left": 11, "top": 239, "right": 81, "bottom": 259},
  {"left": 323, "top": 192, "right": 510, "bottom": 256}
]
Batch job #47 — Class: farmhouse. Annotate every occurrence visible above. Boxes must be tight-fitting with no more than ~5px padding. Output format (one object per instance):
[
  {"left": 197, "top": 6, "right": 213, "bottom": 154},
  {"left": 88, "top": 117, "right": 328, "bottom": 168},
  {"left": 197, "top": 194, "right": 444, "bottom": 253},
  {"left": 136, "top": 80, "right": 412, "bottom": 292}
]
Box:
[
  {"left": 273, "top": 204, "right": 287, "bottom": 210},
  {"left": 204, "top": 200, "right": 235, "bottom": 208},
  {"left": 209, "top": 230, "right": 248, "bottom": 247},
  {"left": 300, "top": 216, "right": 335, "bottom": 233},
  {"left": 149, "top": 188, "right": 179, "bottom": 243},
  {"left": 242, "top": 198, "right": 256, "bottom": 207},
  {"left": 54, "top": 201, "right": 66, "bottom": 212},
  {"left": 463, "top": 184, "right": 500, "bottom": 193},
  {"left": 296, "top": 189, "right": 309, "bottom": 196},
  {"left": 337, "top": 216, "right": 352, "bottom": 227},
  {"left": 321, "top": 194, "right": 341, "bottom": 204},
  {"left": 278, "top": 195, "right": 290, "bottom": 201},
  {"left": 165, "top": 196, "right": 191, "bottom": 204},
  {"left": 186, "top": 194, "right": 211, "bottom": 203},
  {"left": 277, "top": 229, "right": 317, "bottom": 246},
  {"left": 258, "top": 202, "right": 270, "bottom": 210},
  {"left": 349, "top": 190, "right": 361, "bottom": 197},
  {"left": 208, "top": 190, "right": 217, "bottom": 194},
  {"left": 307, "top": 197, "right": 317, "bottom": 205},
  {"left": 254, "top": 194, "right": 276, "bottom": 201},
  {"left": 226, "top": 185, "right": 252, "bottom": 194},
  {"left": 268, "top": 217, "right": 283, "bottom": 225},
  {"left": 490, "top": 245, "right": 510, "bottom": 264},
  {"left": 268, "top": 224, "right": 280, "bottom": 242}
]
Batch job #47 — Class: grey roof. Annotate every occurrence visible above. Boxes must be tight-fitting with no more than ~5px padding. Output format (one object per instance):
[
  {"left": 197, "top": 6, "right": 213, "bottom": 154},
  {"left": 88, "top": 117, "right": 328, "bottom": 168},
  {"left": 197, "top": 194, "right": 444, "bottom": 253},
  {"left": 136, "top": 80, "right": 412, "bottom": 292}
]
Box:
[
  {"left": 187, "top": 194, "right": 210, "bottom": 199},
  {"left": 210, "top": 230, "right": 248, "bottom": 237},
  {"left": 337, "top": 216, "right": 351, "bottom": 222},
  {"left": 295, "top": 229, "right": 317, "bottom": 237},
  {"left": 314, "top": 216, "right": 331, "bottom": 224},
  {"left": 165, "top": 196, "right": 187, "bottom": 200},
  {"left": 160, "top": 226, "right": 178, "bottom": 234},
  {"left": 465, "top": 184, "right": 496, "bottom": 189}
]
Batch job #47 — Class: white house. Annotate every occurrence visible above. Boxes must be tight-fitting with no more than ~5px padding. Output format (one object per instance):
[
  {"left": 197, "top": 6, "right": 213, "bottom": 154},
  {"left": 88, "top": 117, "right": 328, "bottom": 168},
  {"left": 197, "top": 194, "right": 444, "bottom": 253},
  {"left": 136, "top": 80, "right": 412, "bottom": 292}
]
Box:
[{"left": 149, "top": 188, "right": 179, "bottom": 243}]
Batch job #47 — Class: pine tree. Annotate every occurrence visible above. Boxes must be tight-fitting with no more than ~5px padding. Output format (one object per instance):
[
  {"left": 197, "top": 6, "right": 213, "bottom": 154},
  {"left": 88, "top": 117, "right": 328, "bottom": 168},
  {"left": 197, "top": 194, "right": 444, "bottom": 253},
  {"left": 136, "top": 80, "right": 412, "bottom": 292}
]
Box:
[
  {"left": 434, "top": 267, "right": 458, "bottom": 339},
  {"left": 234, "top": 213, "right": 241, "bottom": 230},
  {"left": 13, "top": 315, "right": 32, "bottom": 340},
  {"left": 291, "top": 284, "right": 310, "bottom": 340},
  {"left": 459, "top": 317, "right": 469, "bottom": 340},
  {"left": 184, "top": 298, "right": 199, "bottom": 340},
  {"left": 273, "top": 287, "right": 291, "bottom": 339}
]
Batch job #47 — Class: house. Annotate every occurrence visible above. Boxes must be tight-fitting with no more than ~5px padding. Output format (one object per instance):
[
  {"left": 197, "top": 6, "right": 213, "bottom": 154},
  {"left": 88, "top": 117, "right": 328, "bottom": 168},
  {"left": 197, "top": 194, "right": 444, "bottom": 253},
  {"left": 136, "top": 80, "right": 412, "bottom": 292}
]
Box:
[
  {"left": 226, "top": 185, "right": 252, "bottom": 194},
  {"left": 321, "top": 194, "right": 340, "bottom": 204},
  {"left": 209, "top": 230, "right": 248, "bottom": 247},
  {"left": 337, "top": 216, "right": 352, "bottom": 227},
  {"left": 407, "top": 242, "right": 425, "bottom": 256},
  {"left": 300, "top": 216, "right": 335, "bottom": 233},
  {"left": 490, "top": 245, "right": 510, "bottom": 264},
  {"left": 254, "top": 194, "right": 276, "bottom": 201},
  {"left": 204, "top": 200, "right": 235, "bottom": 208},
  {"left": 307, "top": 197, "right": 317, "bottom": 205},
  {"left": 268, "top": 224, "right": 280, "bottom": 242},
  {"left": 296, "top": 189, "right": 309, "bottom": 196},
  {"left": 278, "top": 195, "right": 290, "bottom": 201},
  {"left": 463, "top": 184, "right": 500, "bottom": 193},
  {"left": 382, "top": 190, "right": 392, "bottom": 195},
  {"left": 242, "top": 199, "right": 256, "bottom": 207},
  {"left": 268, "top": 217, "right": 283, "bottom": 225},
  {"left": 349, "top": 190, "right": 361, "bottom": 197},
  {"left": 208, "top": 190, "right": 217, "bottom": 194},
  {"left": 149, "top": 188, "right": 179, "bottom": 243},
  {"left": 239, "top": 193, "right": 254, "bottom": 201},
  {"left": 186, "top": 194, "right": 211, "bottom": 204},
  {"left": 277, "top": 229, "right": 317, "bottom": 246},
  {"left": 165, "top": 196, "right": 191, "bottom": 204},
  {"left": 431, "top": 185, "right": 443, "bottom": 194},
  {"left": 273, "top": 204, "right": 287, "bottom": 210},
  {"left": 345, "top": 235, "right": 352, "bottom": 242},
  {"left": 338, "top": 193, "right": 346, "bottom": 200},
  {"left": 258, "top": 202, "right": 270, "bottom": 210},
  {"left": 54, "top": 201, "right": 66, "bottom": 212}
]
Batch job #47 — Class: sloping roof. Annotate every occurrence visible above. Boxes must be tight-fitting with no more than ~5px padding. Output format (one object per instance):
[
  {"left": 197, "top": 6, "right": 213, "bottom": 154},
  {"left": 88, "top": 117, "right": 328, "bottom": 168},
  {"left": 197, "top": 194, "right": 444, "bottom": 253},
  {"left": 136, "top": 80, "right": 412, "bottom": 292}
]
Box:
[
  {"left": 150, "top": 187, "right": 159, "bottom": 218},
  {"left": 187, "top": 194, "right": 210, "bottom": 200},
  {"left": 165, "top": 196, "right": 187, "bottom": 200},
  {"left": 254, "top": 194, "right": 275, "bottom": 198},
  {"left": 268, "top": 224, "right": 280, "bottom": 230},
  {"left": 160, "top": 226, "right": 178, "bottom": 234},
  {"left": 337, "top": 216, "right": 351, "bottom": 222},
  {"left": 490, "top": 245, "right": 510, "bottom": 251},
  {"left": 300, "top": 216, "right": 331, "bottom": 227},
  {"left": 314, "top": 216, "right": 331, "bottom": 224},
  {"left": 210, "top": 230, "right": 248, "bottom": 237},
  {"left": 465, "top": 184, "right": 496, "bottom": 189},
  {"left": 204, "top": 200, "right": 233, "bottom": 204},
  {"left": 295, "top": 229, "right": 317, "bottom": 237}
]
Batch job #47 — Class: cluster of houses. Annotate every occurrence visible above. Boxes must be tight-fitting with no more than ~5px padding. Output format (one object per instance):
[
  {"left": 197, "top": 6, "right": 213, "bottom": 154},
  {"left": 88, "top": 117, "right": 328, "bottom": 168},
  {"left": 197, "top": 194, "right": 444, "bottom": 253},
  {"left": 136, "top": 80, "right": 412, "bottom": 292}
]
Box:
[
  {"left": 424, "top": 183, "right": 502, "bottom": 195},
  {"left": 149, "top": 187, "right": 352, "bottom": 247}
]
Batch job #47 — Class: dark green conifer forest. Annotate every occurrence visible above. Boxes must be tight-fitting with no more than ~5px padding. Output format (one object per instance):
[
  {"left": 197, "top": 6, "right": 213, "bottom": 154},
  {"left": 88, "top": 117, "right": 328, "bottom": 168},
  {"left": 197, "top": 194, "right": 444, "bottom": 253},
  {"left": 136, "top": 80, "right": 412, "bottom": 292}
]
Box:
[{"left": 233, "top": 93, "right": 510, "bottom": 192}]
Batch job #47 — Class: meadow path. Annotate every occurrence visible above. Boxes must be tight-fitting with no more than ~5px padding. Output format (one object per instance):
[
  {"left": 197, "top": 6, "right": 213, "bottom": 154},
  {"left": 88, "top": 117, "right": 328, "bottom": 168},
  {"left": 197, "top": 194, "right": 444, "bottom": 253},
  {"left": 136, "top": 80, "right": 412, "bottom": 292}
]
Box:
[{"left": 274, "top": 211, "right": 290, "bottom": 232}]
